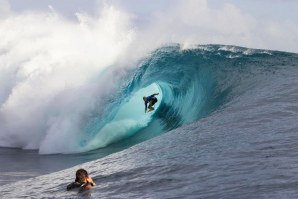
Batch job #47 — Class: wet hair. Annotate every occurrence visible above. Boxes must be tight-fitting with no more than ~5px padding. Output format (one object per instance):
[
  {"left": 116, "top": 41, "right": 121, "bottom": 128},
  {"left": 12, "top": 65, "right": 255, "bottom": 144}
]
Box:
[{"left": 75, "top": 169, "right": 88, "bottom": 183}]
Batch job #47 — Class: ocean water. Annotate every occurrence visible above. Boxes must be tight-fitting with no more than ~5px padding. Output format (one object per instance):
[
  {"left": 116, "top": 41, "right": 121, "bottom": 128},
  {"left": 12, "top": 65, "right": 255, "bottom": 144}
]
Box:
[{"left": 1, "top": 44, "right": 298, "bottom": 198}]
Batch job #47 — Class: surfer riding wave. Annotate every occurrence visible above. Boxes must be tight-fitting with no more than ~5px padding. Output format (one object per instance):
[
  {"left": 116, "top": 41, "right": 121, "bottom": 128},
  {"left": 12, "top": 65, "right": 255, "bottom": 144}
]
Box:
[{"left": 143, "top": 93, "right": 159, "bottom": 113}]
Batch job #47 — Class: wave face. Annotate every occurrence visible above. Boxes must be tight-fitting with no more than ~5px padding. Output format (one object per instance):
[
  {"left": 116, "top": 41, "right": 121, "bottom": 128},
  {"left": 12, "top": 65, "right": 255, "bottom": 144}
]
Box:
[
  {"left": 1, "top": 44, "right": 297, "bottom": 154},
  {"left": 81, "top": 44, "right": 298, "bottom": 154}
]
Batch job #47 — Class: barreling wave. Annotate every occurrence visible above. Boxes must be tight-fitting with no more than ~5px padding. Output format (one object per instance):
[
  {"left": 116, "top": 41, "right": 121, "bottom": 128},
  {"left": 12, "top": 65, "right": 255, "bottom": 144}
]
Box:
[
  {"left": 76, "top": 44, "right": 297, "bottom": 154},
  {"left": 1, "top": 44, "right": 297, "bottom": 154}
]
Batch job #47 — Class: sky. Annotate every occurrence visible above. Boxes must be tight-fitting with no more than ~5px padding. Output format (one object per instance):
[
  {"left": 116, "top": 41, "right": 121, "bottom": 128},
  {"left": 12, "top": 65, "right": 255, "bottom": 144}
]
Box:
[
  {"left": 1, "top": 0, "right": 298, "bottom": 53},
  {"left": 6, "top": 0, "right": 298, "bottom": 22}
]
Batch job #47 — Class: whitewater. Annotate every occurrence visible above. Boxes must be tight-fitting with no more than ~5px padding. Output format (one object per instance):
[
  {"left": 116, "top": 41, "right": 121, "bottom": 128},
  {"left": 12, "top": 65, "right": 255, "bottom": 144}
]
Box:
[{"left": 1, "top": 2, "right": 298, "bottom": 199}]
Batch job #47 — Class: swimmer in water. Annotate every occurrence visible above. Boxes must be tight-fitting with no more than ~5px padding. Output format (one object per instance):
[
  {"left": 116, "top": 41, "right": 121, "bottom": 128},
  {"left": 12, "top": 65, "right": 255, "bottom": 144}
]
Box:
[{"left": 66, "top": 168, "right": 96, "bottom": 191}]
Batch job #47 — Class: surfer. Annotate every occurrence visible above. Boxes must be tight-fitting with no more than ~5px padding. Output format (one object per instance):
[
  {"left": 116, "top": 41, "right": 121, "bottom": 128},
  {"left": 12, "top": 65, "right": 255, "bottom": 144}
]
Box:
[
  {"left": 143, "top": 93, "right": 159, "bottom": 112},
  {"left": 66, "top": 168, "right": 96, "bottom": 192}
]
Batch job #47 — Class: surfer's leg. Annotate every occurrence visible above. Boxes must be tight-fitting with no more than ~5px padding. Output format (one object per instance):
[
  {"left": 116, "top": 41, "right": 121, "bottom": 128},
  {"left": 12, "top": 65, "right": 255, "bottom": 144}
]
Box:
[
  {"left": 148, "top": 101, "right": 154, "bottom": 111},
  {"left": 149, "top": 98, "right": 157, "bottom": 111}
]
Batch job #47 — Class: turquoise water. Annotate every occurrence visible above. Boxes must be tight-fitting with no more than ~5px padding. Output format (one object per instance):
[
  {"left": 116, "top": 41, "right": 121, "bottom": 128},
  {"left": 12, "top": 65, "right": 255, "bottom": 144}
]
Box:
[{"left": 1, "top": 45, "right": 298, "bottom": 198}]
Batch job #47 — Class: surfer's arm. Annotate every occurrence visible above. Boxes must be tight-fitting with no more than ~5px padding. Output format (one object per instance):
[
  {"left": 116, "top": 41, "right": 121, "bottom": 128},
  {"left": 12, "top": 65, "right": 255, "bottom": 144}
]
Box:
[
  {"left": 152, "top": 93, "right": 159, "bottom": 96},
  {"left": 145, "top": 102, "right": 147, "bottom": 112}
]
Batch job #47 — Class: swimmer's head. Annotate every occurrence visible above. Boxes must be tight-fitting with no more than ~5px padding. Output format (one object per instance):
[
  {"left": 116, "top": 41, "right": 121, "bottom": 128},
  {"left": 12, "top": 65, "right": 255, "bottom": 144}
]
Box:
[{"left": 75, "top": 169, "right": 88, "bottom": 183}]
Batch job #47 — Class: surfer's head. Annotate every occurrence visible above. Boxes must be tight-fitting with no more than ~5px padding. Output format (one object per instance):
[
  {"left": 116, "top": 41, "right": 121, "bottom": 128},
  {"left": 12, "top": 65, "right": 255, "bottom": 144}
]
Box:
[{"left": 143, "top": 96, "right": 146, "bottom": 101}]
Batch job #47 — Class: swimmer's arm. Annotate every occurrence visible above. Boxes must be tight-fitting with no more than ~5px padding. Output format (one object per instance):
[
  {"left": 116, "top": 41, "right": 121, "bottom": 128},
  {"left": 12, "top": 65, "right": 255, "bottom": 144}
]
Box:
[
  {"left": 67, "top": 182, "right": 81, "bottom": 191},
  {"left": 79, "top": 182, "right": 93, "bottom": 191},
  {"left": 66, "top": 182, "right": 74, "bottom": 191}
]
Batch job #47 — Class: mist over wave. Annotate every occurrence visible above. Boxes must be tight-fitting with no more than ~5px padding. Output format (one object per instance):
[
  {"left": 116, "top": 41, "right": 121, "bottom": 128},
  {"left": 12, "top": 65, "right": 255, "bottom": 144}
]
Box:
[{"left": 0, "top": 5, "right": 137, "bottom": 153}]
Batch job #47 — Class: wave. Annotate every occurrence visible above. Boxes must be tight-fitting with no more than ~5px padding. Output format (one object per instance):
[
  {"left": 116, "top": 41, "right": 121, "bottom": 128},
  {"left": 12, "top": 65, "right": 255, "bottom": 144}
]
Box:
[
  {"left": 1, "top": 43, "right": 296, "bottom": 154},
  {"left": 65, "top": 44, "right": 296, "bottom": 153}
]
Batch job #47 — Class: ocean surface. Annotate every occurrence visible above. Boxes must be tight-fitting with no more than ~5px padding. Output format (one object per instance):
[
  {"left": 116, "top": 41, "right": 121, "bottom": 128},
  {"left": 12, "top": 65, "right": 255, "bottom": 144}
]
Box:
[{"left": 1, "top": 45, "right": 298, "bottom": 198}]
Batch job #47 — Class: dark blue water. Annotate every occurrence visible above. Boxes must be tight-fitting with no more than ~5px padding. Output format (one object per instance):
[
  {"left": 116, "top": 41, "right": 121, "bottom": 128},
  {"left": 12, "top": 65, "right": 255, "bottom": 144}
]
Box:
[{"left": 1, "top": 45, "right": 298, "bottom": 198}]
